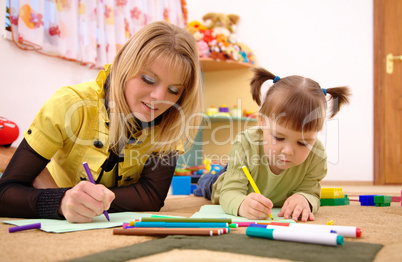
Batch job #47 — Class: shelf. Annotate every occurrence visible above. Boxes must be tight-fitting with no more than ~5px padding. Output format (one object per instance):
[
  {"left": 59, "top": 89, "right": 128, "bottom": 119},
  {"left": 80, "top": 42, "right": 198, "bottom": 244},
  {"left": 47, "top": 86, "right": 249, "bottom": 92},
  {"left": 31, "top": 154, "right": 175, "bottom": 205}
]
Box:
[
  {"left": 203, "top": 115, "right": 257, "bottom": 123},
  {"left": 200, "top": 58, "right": 253, "bottom": 72}
]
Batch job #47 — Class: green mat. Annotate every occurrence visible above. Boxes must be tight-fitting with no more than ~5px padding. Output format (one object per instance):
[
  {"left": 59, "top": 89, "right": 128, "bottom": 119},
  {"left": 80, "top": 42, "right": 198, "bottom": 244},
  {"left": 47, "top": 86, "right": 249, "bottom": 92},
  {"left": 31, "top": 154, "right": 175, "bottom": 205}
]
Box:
[{"left": 67, "top": 233, "right": 383, "bottom": 262}]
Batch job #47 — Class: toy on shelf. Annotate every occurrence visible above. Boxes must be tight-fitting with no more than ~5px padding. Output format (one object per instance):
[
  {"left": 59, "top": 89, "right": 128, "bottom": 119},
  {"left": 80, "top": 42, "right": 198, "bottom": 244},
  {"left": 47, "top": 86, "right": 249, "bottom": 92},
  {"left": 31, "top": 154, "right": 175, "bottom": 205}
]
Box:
[
  {"left": 206, "top": 106, "right": 218, "bottom": 116},
  {"left": 172, "top": 160, "right": 223, "bottom": 195},
  {"left": 320, "top": 188, "right": 350, "bottom": 206},
  {"left": 206, "top": 105, "right": 258, "bottom": 120},
  {"left": 230, "top": 105, "right": 242, "bottom": 118},
  {"left": 214, "top": 104, "right": 230, "bottom": 117},
  {"left": 243, "top": 109, "right": 257, "bottom": 119},
  {"left": 186, "top": 13, "right": 255, "bottom": 65}
]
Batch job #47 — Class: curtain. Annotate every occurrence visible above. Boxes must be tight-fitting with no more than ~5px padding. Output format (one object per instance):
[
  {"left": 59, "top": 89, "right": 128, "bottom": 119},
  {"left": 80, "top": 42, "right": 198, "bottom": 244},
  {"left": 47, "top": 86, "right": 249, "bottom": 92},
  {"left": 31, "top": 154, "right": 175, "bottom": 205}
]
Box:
[{"left": 8, "top": 0, "right": 188, "bottom": 68}]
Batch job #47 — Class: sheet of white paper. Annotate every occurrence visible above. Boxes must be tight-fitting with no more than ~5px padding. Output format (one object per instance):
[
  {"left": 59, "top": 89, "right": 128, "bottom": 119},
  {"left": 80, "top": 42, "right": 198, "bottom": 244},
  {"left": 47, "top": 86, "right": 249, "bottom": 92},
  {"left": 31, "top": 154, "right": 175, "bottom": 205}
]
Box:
[
  {"left": 190, "top": 205, "right": 295, "bottom": 223},
  {"left": 2, "top": 212, "right": 184, "bottom": 233}
]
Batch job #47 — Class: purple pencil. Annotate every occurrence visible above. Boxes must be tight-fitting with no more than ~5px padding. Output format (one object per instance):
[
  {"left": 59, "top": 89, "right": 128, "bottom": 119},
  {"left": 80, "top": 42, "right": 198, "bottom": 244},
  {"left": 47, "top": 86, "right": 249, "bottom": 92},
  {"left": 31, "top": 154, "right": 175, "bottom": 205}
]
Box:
[
  {"left": 83, "top": 162, "right": 110, "bottom": 221},
  {"left": 9, "top": 223, "right": 41, "bottom": 233}
]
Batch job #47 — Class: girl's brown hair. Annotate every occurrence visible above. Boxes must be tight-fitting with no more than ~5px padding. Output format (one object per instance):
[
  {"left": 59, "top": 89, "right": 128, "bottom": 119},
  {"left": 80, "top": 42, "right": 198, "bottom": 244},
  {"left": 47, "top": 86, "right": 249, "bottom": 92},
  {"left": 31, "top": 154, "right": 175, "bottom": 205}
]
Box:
[{"left": 251, "top": 67, "right": 351, "bottom": 132}]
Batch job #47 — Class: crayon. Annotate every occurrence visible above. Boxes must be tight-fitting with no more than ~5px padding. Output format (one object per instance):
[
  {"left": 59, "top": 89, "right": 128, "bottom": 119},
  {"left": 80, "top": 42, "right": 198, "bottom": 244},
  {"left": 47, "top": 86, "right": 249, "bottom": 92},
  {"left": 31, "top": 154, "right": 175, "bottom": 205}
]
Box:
[
  {"left": 9, "top": 223, "right": 41, "bottom": 233},
  {"left": 242, "top": 166, "right": 274, "bottom": 220},
  {"left": 246, "top": 226, "right": 343, "bottom": 246}
]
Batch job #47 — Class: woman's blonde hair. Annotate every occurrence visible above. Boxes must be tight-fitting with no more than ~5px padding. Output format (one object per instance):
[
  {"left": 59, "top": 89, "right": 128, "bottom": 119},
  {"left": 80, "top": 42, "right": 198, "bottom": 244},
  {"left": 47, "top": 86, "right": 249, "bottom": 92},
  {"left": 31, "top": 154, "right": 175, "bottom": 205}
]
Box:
[
  {"left": 107, "top": 21, "right": 203, "bottom": 156},
  {"left": 250, "top": 67, "right": 351, "bottom": 132}
]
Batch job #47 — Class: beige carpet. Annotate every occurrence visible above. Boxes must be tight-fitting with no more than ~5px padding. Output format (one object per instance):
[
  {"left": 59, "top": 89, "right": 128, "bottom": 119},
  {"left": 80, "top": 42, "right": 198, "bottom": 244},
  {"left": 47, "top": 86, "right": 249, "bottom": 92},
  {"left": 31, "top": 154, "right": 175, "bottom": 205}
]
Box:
[
  {"left": 1, "top": 146, "right": 401, "bottom": 261},
  {"left": 1, "top": 191, "right": 401, "bottom": 262}
]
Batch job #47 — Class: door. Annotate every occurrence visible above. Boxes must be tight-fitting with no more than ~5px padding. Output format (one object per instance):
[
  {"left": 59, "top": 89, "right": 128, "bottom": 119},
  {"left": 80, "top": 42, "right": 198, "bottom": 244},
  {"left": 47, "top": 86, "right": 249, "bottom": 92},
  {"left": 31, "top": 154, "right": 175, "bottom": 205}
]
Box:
[{"left": 374, "top": 0, "right": 402, "bottom": 184}]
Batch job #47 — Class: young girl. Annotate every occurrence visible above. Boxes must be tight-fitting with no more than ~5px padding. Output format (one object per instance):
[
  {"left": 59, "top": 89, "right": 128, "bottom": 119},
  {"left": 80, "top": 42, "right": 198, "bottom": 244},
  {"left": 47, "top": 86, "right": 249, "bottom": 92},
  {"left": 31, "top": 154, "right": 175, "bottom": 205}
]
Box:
[
  {"left": 195, "top": 67, "right": 350, "bottom": 222},
  {"left": 0, "top": 21, "right": 203, "bottom": 223}
]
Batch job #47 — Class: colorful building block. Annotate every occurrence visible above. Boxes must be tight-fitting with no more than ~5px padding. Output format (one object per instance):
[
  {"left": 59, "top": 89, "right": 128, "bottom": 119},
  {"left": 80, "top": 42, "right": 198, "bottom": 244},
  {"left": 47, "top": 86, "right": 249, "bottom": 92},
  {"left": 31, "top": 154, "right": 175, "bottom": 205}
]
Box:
[
  {"left": 171, "top": 176, "right": 191, "bottom": 195},
  {"left": 391, "top": 196, "right": 401, "bottom": 202},
  {"left": 359, "top": 195, "right": 379, "bottom": 206},
  {"left": 320, "top": 195, "right": 350, "bottom": 206},
  {"left": 374, "top": 195, "right": 392, "bottom": 207},
  {"left": 321, "top": 187, "right": 345, "bottom": 199}
]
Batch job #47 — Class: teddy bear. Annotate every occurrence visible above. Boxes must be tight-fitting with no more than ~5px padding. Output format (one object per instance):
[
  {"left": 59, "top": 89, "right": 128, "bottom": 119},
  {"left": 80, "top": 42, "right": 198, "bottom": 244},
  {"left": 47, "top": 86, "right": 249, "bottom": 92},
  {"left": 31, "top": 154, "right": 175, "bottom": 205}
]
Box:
[{"left": 202, "top": 13, "right": 240, "bottom": 43}]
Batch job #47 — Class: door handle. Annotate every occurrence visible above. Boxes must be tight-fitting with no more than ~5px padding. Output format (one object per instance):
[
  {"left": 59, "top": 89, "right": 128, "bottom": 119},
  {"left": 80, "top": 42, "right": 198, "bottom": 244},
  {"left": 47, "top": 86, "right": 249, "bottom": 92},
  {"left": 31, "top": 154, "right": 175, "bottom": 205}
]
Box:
[{"left": 386, "top": 53, "right": 402, "bottom": 74}]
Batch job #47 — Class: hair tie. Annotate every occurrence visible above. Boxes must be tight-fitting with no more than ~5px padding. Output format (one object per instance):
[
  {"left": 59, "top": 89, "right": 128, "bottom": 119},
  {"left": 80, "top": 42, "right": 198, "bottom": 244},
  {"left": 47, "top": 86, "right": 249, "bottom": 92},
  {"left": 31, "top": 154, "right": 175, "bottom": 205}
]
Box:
[
  {"left": 273, "top": 76, "right": 280, "bottom": 83},
  {"left": 322, "top": 88, "right": 327, "bottom": 96}
]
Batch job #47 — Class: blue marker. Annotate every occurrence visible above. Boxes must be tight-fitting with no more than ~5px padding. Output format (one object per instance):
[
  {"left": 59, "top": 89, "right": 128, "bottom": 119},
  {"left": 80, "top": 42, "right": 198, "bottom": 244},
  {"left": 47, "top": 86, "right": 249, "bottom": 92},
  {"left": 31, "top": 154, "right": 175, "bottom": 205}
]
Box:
[
  {"left": 246, "top": 226, "right": 343, "bottom": 246},
  {"left": 132, "top": 222, "right": 228, "bottom": 228}
]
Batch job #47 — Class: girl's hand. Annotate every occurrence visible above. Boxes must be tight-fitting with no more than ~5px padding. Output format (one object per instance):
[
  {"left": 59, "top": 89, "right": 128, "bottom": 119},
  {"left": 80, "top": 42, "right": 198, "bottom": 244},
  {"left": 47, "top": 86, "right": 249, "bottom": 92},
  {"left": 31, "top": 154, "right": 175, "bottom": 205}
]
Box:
[
  {"left": 278, "top": 194, "right": 314, "bottom": 222},
  {"left": 238, "top": 193, "right": 273, "bottom": 220},
  {"left": 58, "top": 181, "right": 115, "bottom": 223}
]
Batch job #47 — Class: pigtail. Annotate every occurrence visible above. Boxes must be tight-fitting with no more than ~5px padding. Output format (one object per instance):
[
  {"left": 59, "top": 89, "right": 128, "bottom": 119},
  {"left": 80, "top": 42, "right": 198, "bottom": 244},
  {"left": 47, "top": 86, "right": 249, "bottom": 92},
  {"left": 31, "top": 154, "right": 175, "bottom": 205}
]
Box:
[
  {"left": 250, "top": 67, "right": 276, "bottom": 106},
  {"left": 325, "top": 87, "right": 351, "bottom": 118}
]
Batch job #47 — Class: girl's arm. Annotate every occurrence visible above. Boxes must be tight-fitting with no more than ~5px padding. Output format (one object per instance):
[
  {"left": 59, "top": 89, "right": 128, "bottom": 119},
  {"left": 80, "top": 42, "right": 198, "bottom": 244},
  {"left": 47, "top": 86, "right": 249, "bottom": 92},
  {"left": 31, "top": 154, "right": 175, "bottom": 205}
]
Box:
[
  {"left": 0, "top": 139, "right": 69, "bottom": 219},
  {"left": 108, "top": 153, "right": 177, "bottom": 212}
]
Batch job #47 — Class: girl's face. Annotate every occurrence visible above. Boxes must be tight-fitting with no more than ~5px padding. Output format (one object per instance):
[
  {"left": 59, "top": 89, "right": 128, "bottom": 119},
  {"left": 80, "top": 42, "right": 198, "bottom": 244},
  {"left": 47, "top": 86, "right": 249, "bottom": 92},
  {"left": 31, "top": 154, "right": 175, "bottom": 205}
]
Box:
[
  {"left": 124, "top": 58, "right": 185, "bottom": 122},
  {"left": 258, "top": 117, "right": 318, "bottom": 175}
]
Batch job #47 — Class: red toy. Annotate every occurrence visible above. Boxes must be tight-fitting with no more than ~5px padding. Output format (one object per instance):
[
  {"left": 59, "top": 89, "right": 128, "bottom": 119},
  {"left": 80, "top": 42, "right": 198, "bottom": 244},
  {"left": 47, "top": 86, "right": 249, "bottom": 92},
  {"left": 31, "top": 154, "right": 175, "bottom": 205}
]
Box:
[{"left": 0, "top": 117, "right": 19, "bottom": 147}]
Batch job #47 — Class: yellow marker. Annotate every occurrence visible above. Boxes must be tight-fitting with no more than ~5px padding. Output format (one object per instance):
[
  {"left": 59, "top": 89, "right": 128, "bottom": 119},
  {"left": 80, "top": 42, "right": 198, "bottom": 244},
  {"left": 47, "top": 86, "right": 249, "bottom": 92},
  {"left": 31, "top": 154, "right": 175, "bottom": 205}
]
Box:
[
  {"left": 242, "top": 166, "right": 274, "bottom": 220},
  {"left": 327, "top": 220, "right": 334, "bottom": 225}
]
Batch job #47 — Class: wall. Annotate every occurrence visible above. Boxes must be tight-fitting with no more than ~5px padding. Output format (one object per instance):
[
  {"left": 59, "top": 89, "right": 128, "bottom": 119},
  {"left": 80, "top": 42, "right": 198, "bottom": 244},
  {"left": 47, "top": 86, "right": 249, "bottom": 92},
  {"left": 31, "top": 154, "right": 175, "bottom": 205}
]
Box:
[
  {"left": 0, "top": 0, "right": 99, "bottom": 146},
  {"left": 0, "top": 0, "right": 373, "bottom": 182},
  {"left": 186, "top": 0, "right": 373, "bottom": 182}
]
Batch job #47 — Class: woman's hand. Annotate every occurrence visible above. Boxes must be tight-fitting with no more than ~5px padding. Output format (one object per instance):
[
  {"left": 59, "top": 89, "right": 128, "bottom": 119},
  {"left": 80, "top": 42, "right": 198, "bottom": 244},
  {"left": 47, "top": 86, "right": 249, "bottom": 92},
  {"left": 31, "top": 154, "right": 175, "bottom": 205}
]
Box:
[
  {"left": 238, "top": 193, "right": 273, "bottom": 220},
  {"left": 58, "top": 181, "right": 115, "bottom": 223},
  {"left": 278, "top": 194, "right": 314, "bottom": 222}
]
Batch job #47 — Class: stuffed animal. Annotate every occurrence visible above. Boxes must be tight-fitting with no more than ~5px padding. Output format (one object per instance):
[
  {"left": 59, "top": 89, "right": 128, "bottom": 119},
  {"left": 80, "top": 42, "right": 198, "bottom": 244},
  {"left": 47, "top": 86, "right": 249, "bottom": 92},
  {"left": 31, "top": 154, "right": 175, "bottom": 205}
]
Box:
[{"left": 202, "top": 13, "right": 240, "bottom": 43}]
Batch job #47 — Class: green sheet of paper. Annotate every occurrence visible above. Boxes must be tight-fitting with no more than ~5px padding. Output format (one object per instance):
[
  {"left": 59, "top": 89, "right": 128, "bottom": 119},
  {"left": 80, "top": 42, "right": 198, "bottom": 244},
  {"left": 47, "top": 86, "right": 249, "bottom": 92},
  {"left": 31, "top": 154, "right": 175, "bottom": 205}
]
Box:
[
  {"left": 2, "top": 212, "right": 183, "bottom": 233},
  {"left": 190, "top": 205, "right": 295, "bottom": 223}
]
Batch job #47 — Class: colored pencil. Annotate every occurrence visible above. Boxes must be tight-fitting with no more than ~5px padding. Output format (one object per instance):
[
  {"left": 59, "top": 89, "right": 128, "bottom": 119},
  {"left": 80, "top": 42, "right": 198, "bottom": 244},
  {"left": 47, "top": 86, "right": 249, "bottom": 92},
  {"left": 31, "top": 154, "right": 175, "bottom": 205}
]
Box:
[
  {"left": 139, "top": 217, "right": 232, "bottom": 223},
  {"left": 83, "top": 162, "right": 110, "bottom": 221},
  {"left": 113, "top": 228, "right": 221, "bottom": 236},
  {"left": 242, "top": 165, "right": 274, "bottom": 220},
  {"left": 131, "top": 221, "right": 228, "bottom": 228}
]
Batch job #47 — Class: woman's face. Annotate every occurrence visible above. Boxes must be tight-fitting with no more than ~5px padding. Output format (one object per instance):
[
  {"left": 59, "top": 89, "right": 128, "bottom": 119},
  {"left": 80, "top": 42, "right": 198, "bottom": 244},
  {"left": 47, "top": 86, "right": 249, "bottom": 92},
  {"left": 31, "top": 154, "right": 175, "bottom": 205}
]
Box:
[{"left": 124, "top": 58, "right": 185, "bottom": 122}]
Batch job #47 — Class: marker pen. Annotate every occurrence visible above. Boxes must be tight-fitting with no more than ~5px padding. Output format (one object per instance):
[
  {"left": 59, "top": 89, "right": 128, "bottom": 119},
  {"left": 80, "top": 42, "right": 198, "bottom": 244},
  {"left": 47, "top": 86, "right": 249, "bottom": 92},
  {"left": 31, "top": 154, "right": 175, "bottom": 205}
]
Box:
[
  {"left": 266, "top": 222, "right": 361, "bottom": 238},
  {"left": 246, "top": 226, "right": 344, "bottom": 246},
  {"left": 233, "top": 222, "right": 257, "bottom": 227},
  {"left": 132, "top": 221, "right": 229, "bottom": 228},
  {"left": 249, "top": 223, "right": 337, "bottom": 234}
]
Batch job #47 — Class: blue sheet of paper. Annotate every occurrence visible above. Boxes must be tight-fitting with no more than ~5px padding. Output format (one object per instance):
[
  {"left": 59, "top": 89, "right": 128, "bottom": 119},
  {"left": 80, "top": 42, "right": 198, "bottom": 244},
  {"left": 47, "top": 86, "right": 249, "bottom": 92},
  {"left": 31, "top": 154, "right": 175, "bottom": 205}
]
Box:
[
  {"left": 190, "top": 205, "right": 295, "bottom": 223},
  {"left": 2, "top": 212, "right": 183, "bottom": 233}
]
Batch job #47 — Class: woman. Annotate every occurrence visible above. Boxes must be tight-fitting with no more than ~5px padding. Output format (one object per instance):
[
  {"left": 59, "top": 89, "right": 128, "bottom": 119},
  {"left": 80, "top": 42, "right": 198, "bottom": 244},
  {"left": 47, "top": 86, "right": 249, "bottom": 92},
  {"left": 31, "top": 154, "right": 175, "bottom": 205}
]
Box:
[{"left": 0, "top": 21, "right": 203, "bottom": 223}]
